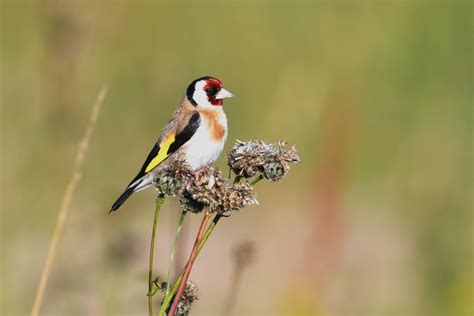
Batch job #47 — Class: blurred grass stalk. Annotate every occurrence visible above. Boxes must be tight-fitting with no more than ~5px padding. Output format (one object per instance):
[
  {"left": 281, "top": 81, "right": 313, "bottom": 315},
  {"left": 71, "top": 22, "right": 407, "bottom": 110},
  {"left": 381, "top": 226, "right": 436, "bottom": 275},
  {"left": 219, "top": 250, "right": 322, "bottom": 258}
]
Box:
[
  {"left": 222, "top": 241, "right": 256, "bottom": 316},
  {"left": 31, "top": 87, "right": 107, "bottom": 316}
]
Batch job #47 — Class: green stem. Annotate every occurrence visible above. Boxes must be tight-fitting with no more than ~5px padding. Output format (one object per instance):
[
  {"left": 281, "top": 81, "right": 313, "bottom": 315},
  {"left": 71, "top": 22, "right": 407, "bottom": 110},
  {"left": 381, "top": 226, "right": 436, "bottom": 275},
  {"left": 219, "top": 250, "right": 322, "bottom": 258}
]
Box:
[
  {"left": 250, "top": 175, "right": 263, "bottom": 185},
  {"left": 198, "top": 214, "right": 222, "bottom": 253},
  {"left": 148, "top": 194, "right": 165, "bottom": 316},
  {"left": 158, "top": 213, "right": 222, "bottom": 315},
  {"left": 165, "top": 211, "right": 187, "bottom": 297},
  {"left": 233, "top": 175, "right": 241, "bottom": 184}
]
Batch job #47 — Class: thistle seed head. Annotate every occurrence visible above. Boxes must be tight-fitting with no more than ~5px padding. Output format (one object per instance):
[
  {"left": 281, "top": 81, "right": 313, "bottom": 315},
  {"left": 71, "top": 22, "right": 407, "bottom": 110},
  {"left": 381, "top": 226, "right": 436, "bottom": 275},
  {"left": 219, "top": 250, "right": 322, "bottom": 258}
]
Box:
[
  {"left": 179, "top": 190, "right": 206, "bottom": 214},
  {"left": 220, "top": 183, "right": 258, "bottom": 215},
  {"left": 153, "top": 157, "right": 194, "bottom": 196},
  {"left": 227, "top": 140, "right": 300, "bottom": 181},
  {"left": 176, "top": 281, "right": 199, "bottom": 315},
  {"left": 179, "top": 167, "right": 258, "bottom": 215}
]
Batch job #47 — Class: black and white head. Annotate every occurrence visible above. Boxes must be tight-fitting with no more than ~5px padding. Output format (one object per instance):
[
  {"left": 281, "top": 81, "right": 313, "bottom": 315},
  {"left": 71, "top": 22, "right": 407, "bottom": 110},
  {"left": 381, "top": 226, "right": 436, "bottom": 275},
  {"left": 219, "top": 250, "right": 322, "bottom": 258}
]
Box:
[{"left": 186, "top": 76, "right": 234, "bottom": 108}]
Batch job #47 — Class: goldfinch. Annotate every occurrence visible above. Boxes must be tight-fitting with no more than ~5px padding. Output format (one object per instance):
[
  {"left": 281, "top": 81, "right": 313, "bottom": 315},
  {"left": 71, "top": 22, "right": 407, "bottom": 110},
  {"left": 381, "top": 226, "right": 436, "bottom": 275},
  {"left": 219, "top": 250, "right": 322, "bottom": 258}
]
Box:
[{"left": 110, "top": 76, "right": 234, "bottom": 212}]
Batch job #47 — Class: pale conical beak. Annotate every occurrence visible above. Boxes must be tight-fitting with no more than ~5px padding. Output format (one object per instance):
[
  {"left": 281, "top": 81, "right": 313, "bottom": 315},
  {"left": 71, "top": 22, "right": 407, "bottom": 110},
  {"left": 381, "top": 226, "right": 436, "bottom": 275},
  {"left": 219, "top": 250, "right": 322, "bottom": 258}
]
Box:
[{"left": 215, "top": 88, "right": 235, "bottom": 100}]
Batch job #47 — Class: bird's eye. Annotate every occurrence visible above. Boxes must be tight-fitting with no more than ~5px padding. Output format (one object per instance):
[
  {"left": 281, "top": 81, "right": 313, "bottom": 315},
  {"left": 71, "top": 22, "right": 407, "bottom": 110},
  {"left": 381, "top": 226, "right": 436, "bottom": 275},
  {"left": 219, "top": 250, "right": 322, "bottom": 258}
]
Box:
[{"left": 204, "top": 88, "right": 213, "bottom": 94}]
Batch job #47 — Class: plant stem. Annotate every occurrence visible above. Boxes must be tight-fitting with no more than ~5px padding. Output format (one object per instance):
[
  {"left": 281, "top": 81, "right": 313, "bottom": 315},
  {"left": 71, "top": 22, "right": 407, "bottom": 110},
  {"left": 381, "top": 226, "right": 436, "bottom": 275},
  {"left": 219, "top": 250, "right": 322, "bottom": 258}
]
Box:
[
  {"left": 250, "top": 175, "right": 263, "bottom": 185},
  {"left": 148, "top": 194, "right": 165, "bottom": 316},
  {"left": 167, "top": 210, "right": 213, "bottom": 316},
  {"left": 165, "top": 211, "right": 187, "bottom": 297},
  {"left": 198, "top": 214, "right": 222, "bottom": 253},
  {"left": 158, "top": 213, "right": 222, "bottom": 315}
]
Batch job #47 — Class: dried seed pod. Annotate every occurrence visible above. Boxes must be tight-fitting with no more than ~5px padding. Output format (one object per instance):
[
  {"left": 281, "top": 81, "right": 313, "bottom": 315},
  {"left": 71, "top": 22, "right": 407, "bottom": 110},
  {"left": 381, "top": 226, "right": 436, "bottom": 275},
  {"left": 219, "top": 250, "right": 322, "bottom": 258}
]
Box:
[
  {"left": 264, "top": 143, "right": 300, "bottom": 181},
  {"left": 177, "top": 166, "right": 258, "bottom": 215},
  {"left": 176, "top": 281, "right": 199, "bottom": 315},
  {"left": 179, "top": 190, "right": 205, "bottom": 214},
  {"left": 180, "top": 167, "right": 227, "bottom": 213},
  {"left": 219, "top": 183, "right": 258, "bottom": 215},
  {"left": 153, "top": 157, "right": 194, "bottom": 196},
  {"left": 227, "top": 140, "right": 300, "bottom": 181},
  {"left": 227, "top": 140, "right": 274, "bottom": 178},
  {"left": 160, "top": 280, "right": 199, "bottom": 316}
]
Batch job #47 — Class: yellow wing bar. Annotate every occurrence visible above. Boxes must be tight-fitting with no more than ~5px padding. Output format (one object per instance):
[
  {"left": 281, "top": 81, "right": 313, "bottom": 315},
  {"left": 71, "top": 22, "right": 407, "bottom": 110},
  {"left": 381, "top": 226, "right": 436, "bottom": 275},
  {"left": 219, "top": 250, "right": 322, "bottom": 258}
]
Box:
[{"left": 145, "top": 134, "right": 176, "bottom": 173}]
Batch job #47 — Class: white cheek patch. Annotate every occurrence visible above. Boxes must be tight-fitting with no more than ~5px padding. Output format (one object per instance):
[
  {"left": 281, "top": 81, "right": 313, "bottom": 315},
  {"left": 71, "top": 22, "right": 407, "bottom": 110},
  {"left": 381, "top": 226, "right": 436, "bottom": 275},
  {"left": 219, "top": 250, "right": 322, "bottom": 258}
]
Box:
[{"left": 193, "top": 81, "right": 213, "bottom": 108}]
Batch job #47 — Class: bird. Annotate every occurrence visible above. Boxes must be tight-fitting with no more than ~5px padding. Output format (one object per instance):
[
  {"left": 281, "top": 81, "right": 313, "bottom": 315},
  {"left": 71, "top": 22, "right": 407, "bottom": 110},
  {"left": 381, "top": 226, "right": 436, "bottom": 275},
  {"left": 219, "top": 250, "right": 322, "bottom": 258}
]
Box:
[{"left": 110, "top": 76, "right": 234, "bottom": 212}]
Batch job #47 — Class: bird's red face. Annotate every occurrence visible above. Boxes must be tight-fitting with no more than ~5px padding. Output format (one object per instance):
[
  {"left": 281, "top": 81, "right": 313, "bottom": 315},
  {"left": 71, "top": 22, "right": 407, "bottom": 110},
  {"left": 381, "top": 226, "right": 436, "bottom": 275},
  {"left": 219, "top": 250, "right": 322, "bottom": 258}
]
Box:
[
  {"left": 187, "top": 76, "right": 235, "bottom": 108},
  {"left": 203, "top": 78, "right": 225, "bottom": 106}
]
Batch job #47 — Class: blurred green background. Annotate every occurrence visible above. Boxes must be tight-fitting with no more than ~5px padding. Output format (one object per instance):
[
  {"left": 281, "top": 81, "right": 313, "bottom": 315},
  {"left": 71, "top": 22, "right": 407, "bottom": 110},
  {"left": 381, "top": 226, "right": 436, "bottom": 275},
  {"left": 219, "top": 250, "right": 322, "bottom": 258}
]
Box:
[{"left": 1, "top": 1, "right": 472, "bottom": 315}]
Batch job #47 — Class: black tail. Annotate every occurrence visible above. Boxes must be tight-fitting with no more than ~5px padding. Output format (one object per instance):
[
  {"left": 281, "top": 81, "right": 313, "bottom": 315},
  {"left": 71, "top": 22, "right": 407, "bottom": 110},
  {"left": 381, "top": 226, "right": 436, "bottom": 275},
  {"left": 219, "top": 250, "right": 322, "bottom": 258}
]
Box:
[{"left": 110, "top": 186, "right": 135, "bottom": 213}]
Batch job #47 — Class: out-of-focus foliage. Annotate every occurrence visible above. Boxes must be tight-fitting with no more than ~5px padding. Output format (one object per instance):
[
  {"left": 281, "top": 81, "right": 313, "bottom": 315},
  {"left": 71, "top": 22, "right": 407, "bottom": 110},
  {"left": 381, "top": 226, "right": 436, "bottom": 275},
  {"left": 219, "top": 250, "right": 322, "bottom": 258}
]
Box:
[{"left": 1, "top": 1, "right": 472, "bottom": 315}]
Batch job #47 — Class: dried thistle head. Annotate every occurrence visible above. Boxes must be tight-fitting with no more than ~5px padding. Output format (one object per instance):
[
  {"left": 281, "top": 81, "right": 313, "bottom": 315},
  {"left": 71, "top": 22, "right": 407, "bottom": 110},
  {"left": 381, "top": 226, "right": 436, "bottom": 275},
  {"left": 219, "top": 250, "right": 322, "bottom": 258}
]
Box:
[
  {"left": 179, "top": 191, "right": 206, "bottom": 214},
  {"left": 219, "top": 183, "right": 258, "bottom": 216},
  {"left": 186, "top": 167, "right": 227, "bottom": 209},
  {"left": 159, "top": 280, "right": 199, "bottom": 316},
  {"left": 227, "top": 140, "right": 300, "bottom": 181},
  {"left": 175, "top": 281, "right": 199, "bottom": 315},
  {"left": 262, "top": 141, "right": 300, "bottom": 181},
  {"left": 153, "top": 157, "right": 194, "bottom": 196},
  {"left": 179, "top": 167, "right": 258, "bottom": 215},
  {"left": 227, "top": 140, "right": 272, "bottom": 178},
  {"left": 178, "top": 166, "right": 225, "bottom": 213}
]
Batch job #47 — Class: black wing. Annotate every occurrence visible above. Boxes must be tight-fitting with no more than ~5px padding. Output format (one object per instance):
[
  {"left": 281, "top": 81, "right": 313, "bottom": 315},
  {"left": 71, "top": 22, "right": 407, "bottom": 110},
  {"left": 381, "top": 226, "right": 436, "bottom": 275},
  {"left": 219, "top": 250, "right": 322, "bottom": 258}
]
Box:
[{"left": 128, "top": 112, "right": 201, "bottom": 186}]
